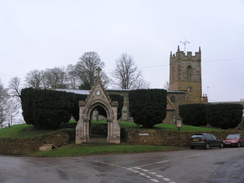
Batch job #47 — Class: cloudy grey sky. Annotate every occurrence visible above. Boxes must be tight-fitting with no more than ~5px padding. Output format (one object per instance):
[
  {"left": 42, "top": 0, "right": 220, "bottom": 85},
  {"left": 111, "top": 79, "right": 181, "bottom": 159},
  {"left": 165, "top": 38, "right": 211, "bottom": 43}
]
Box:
[{"left": 1, "top": 0, "right": 244, "bottom": 102}]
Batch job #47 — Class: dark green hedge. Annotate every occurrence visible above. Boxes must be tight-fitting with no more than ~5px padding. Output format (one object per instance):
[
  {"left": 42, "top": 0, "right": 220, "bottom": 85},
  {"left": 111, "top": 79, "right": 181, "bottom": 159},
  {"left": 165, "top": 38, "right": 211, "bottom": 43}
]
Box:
[
  {"left": 21, "top": 88, "right": 71, "bottom": 129},
  {"left": 206, "top": 103, "right": 243, "bottom": 129},
  {"left": 21, "top": 88, "right": 124, "bottom": 129},
  {"left": 179, "top": 104, "right": 207, "bottom": 126},
  {"left": 129, "top": 89, "right": 167, "bottom": 128},
  {"left": 179, "top": 103, "right": 243, "bottom": 129}
]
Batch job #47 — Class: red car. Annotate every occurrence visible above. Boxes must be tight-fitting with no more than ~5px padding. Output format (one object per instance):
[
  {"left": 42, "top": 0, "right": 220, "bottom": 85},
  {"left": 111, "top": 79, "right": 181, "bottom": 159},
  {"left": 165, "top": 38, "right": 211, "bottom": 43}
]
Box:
[{"left": 223, "top": 134, "right": 244, "bottom": 147}]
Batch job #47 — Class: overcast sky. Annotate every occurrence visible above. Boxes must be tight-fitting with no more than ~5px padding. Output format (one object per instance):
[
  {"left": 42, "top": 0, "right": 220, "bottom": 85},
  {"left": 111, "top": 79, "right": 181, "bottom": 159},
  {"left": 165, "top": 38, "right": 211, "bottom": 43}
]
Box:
[{"left": 1, "top": 0, "right": 244, "bottom": 102}]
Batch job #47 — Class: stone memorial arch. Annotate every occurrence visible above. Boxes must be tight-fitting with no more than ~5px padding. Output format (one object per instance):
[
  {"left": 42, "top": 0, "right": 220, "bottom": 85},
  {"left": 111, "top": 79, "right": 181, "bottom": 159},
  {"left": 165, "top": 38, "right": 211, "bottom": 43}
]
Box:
[{"left": 75, "top": 68, "right": 120, "bottom": 144}]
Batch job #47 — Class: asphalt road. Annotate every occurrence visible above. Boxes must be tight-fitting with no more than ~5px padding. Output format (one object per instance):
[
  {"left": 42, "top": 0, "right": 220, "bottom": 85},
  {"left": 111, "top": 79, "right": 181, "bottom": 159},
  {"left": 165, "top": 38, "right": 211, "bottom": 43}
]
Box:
[{"left": 0, "top": 147, "right": 244, "bottom": 183}]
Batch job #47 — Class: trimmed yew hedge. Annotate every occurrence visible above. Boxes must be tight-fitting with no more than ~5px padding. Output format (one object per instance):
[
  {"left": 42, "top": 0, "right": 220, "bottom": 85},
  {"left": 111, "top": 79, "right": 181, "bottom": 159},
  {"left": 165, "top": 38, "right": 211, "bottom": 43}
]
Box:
[
  {"left": 206, "top": 103, "right": 243, "bottom": 129},
  {"left": 129, "top": 89, "right": 167, "bottom": 128},
  {"left": 179, "top": 104, "right": 207, "bottom": 126},
  {"left": 179, "top": 103, "right": 243, "bottom": 129},
  {"left": 21, "top": 88, "right": 124, "bottom": 130},
  {"left": 21, "top": 88, "right": 72, "bottom": 129}
]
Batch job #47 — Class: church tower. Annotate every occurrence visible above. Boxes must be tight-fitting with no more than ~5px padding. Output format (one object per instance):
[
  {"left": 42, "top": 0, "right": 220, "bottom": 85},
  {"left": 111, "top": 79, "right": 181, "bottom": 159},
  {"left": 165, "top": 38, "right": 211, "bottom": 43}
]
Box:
[{"left": 169, "top": 46, "right": 202, "bottom": 104}]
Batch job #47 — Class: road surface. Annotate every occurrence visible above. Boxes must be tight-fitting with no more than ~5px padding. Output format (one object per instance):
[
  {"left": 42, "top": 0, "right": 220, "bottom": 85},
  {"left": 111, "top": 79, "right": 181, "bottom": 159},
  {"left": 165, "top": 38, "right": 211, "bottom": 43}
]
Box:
[{"left": 0, "top": 147, "right": 244, "bottom": 183}]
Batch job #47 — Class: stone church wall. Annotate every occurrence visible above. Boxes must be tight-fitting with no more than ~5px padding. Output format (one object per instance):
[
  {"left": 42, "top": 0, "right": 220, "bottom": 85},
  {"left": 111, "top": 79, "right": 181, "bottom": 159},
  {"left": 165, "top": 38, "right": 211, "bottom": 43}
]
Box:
[
  {"left": 125, "top": 129, "right": 241, "bottom": 147},
  {"left": 0, "top": 129, "right": 75, "bottom": 155}
]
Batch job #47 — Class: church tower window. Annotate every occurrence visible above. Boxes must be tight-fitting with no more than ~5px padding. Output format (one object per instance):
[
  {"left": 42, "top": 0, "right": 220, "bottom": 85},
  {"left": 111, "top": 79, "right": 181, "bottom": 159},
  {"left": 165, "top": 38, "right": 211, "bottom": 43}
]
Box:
[
  {"left": 187, "top": 65, "right": 192, "bottom": 80},
  {"left": 170, "top": 95, "right": 176, "bottom": 103}
]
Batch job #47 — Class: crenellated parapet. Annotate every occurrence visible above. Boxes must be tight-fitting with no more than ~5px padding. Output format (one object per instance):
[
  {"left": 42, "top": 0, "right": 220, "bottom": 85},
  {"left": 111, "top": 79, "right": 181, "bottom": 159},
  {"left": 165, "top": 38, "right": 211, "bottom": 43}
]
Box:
[{"left": 170, "top": 45, "right": 201, "bottom": 63}]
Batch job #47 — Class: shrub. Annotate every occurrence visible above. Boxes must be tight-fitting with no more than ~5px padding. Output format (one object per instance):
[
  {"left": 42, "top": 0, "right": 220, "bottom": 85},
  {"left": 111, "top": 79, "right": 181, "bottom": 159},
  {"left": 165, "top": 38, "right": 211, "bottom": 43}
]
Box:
[
  {"left": 206, "top": 103, "right": 243, "bottom": 129},
  {"left": 179, "top": 104, "right": 207, "bottom": 126},
  {"left": 129, "top": 89, "right": 167, "bottom": 128}
]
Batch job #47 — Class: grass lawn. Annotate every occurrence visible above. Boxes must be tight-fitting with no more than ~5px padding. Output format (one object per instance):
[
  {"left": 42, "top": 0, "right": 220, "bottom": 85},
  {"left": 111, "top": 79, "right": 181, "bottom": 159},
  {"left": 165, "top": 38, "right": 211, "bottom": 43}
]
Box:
[
  {"left": 0, "top": 123, "right": 60, "bottom": 138},
  {"left": 0, "top": 120, "right": 221, "bottom": 138},
  {"left": 119, "top": 121, "right": 221, "bottom": 132},
  {"left": 154, "top": 123, "right": 221, "bottom": 131}
]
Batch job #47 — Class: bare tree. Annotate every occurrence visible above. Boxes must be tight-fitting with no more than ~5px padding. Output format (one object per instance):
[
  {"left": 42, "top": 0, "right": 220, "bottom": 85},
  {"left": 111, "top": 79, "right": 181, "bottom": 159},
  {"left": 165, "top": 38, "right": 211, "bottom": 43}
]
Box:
[
  {"left": 0, "top": 81, "right": 9, "bottom": 128},
  {"left": 112, "top": 53, "right": 149, "bottom": 89},
  {"left": 0, "top": 80, "right": 19, "bottom": 128},
  {"left": 7, "top": 77, "right": 22, "bottom": 126},
  {"left": 99, "top": 71, "right": 111, "bottom": 89},
  {"left": 74, "top": 52, "right": 110, "bottom": 89},
  {"left": 43, "top": 67, "right": 68, "bottom": 89},
  {"left": 25, "top": 70, "right": 44, "bottom": 89},
  {"left": 8, "top": 77, "right": 21, "bottom": 98},
  {"left": 66, "top": 64, "right": 81, "bottom": 89}
]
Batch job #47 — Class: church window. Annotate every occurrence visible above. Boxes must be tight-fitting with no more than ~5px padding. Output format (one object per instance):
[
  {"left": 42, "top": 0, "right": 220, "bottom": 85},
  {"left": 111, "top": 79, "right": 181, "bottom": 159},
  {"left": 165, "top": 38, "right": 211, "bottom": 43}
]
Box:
[
  {"left": 170, "top": 95, "right": 176, "bottom": 103},
  {"left": 187, "top": 65, "right": 192, "bottom": 80}
]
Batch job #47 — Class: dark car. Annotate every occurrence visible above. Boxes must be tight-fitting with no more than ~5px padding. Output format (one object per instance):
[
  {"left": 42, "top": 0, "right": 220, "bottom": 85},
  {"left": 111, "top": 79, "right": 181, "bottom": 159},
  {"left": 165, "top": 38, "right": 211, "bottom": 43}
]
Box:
[
  {"left": 223, "top": 133, "right": 244, "bottom": 147},
  {"left": 190, "top": 133, "right": 224, "bottom": 149}
]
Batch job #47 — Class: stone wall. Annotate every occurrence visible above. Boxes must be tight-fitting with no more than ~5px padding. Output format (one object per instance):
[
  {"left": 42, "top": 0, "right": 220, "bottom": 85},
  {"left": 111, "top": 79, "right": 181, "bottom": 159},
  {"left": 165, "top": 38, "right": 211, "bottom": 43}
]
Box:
[
  {"left": 125, "top": 129, "right": 242, "bottom": 147},
  {"left": 1, "top": 128, "right": 243, "bottom": 155},
  {"left": 0, "top": 129, "right": 75, "bottom": 155}
]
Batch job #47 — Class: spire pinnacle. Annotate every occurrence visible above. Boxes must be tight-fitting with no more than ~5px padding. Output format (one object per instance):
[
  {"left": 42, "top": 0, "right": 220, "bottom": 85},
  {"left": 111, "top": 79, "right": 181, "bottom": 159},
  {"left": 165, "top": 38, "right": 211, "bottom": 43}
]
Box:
[
  {"left": 180, "top": 38, "right": 190, "bottom": 53},
  {"left": 96, "top": 67, "right": 102, "bottom": 81}
]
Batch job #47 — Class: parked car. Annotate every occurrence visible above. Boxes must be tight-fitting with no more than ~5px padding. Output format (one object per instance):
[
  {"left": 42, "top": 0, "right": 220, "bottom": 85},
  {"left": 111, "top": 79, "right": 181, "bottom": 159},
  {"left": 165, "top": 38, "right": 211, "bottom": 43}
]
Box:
[
  {"left": 223, "top": 134, "right": 244, "bottom": 147},
  {"left": 190, "top": 133, "right": 224, "bottom": 149}
]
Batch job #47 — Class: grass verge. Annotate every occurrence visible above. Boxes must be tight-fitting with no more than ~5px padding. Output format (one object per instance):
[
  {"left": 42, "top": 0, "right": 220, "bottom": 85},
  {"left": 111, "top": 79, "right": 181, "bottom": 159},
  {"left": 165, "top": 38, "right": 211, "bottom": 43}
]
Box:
[{"left": 28, "top": 144, "right": 183, "bottom": 157}]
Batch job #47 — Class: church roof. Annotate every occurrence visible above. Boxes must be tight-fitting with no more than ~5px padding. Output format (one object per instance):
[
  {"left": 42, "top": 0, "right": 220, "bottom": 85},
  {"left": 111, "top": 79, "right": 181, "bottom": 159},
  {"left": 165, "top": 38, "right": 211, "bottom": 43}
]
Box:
[
  {"left": 167, "top": 90, "right": 186, "bottom": 94},
  {"left": 55, "top": 88, "right": 132, "bottom": 94},
  {"left": 106, "top": 89, "right": 132, "bottom": 92},
  {"left": 166, "top": 102, "right": 175, "bottom": 110},
  {"left": 55, "top": 89, "right": 90, "bottom": 95},
  {"left": 166, "top": 96, "right": 176, "bottom": 111}
]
